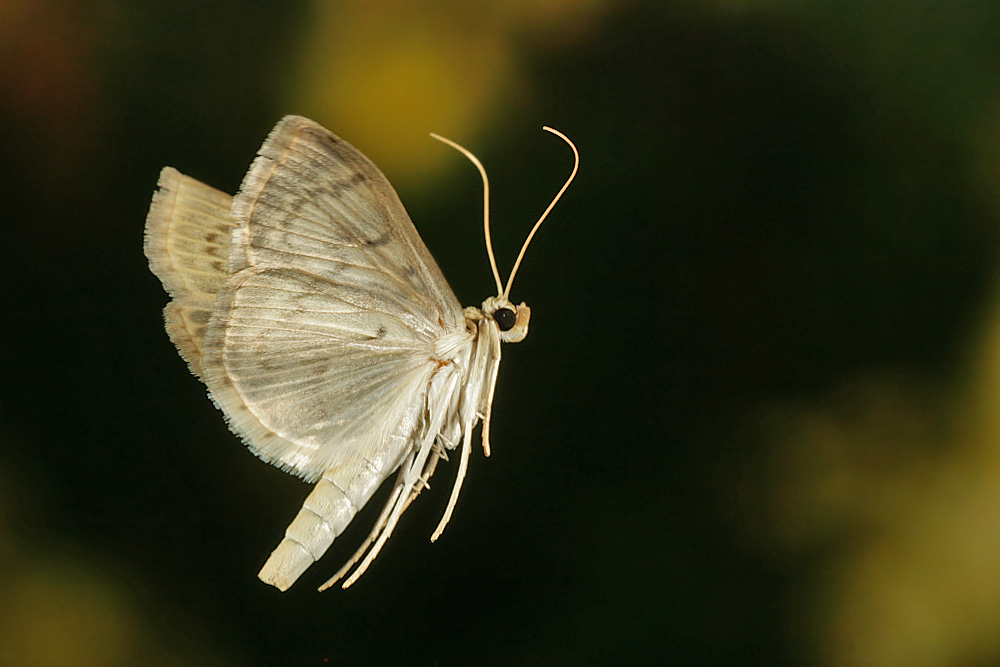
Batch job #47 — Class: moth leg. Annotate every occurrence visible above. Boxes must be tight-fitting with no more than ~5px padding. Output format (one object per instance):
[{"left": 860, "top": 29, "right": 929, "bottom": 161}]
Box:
[
  {"left": 318, "top": 457, "right": 411, "bottom": 592},
  {"left": 412, "top": 449, "right": 443, "bottom": 492},
  {"left": 479, "top": 355, "right": 502, "bottom": 457},
  {"left": 317, "top": 446, "right": 446, "bottom": 592},
  {"left": 340, "top": 437, "right": 440, "bottom": 588},
  {"left": 393, "top": 450, "right": 443, "bottom": 514},
  {"left": 430, "top": 419, "right": 474, "bottom": 542},
  {"left": 479, "top": 411, "right": 490, "bottom": 457},
  {"left": 320, "top": 373, "right": 460, "bottom": 590},
  {"left": 433, "top": 435, "right": 453, "bottom": 462}
]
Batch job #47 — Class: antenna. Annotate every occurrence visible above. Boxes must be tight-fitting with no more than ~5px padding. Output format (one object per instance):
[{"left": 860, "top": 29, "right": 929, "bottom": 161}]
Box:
[
  {"left": 503, "top": 127, "right": 579, "bottom": 299},
  {"left": 432, "top": 126, "right": 579, "bottom": 299},
  {"left": 430, "top": 132, "right": 503, "bottom": 296}
]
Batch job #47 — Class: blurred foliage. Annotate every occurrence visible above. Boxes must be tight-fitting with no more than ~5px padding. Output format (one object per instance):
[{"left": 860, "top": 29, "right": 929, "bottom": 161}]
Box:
[{"left": 3, "top": 0, "right": 1000, "bottom": 665}]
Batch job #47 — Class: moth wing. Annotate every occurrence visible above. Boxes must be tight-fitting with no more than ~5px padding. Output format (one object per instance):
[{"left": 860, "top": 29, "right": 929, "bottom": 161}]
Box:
[
  {"left": 230, "top": 115, "right": 464, "bottom": 334},
  {"left": 143, "top": 167, "right": 235, "bottom": 379},
  {"left": 201, "top": 266, "right": 446, "bottom": 484},
  {"left": 201, "top": 116, "right": 467, "bottom": 482}
]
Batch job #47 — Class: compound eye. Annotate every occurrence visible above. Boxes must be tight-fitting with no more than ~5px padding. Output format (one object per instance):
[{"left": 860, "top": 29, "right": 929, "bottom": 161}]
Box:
[{"left": 493, "top": 307, "right": 517, "bottom": 332}]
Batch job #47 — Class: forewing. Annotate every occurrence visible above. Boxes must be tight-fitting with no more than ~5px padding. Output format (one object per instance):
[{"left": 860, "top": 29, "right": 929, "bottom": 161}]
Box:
[
  {"left": 231, "top": 115, "right": 464, "bottom": 332},
  {"left": 201, "top": 266, "right": 442, "bottom": 482}
]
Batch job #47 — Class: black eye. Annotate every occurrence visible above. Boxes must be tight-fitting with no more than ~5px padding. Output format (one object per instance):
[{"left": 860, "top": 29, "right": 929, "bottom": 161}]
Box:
[{"left": 493, "top": 308, "right": 516, "bottom": 332}]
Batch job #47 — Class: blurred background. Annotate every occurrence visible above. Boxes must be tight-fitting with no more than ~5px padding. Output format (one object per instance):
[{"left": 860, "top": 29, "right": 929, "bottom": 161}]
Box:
[{"left": 4, "top": 0, "right": 1000, "bottom": 664}]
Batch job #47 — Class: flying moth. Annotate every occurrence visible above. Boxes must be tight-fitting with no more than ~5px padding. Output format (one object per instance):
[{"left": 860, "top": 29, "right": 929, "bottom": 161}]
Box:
[{"left": 144, "top": 116, "right": 577, "bottom": 590}]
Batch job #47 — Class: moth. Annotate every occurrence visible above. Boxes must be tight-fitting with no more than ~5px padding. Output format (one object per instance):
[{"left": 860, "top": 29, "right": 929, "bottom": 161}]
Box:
[{"left": 144, "top": 116, "right": 577, "bottom": 590}]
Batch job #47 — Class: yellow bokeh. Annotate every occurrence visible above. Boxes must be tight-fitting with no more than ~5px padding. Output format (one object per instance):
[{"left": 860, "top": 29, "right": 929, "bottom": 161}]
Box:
[
  {"left": 0, "top": 557, "right": 140, "bottom": 667},
  {"left": 285, "top": 1, "right": 607, "bottom": 190},
  {"left": 752, "top": 275, "right": 1000, "bottom": 664}
]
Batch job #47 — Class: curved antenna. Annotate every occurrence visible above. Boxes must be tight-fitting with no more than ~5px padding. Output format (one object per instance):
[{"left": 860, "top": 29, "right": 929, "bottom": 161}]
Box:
[
  {"left": 502, "top": 126, "right": 579, "bottom": 299},
  {"left": 430, "top": 132, "right": 504, "bottom": 297}
]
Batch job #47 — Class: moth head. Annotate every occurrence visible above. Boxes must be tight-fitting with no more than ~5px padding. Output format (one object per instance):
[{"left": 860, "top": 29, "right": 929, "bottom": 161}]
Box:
[{"left": 483, "top": 296, "right": 531, "bottom": 343}]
